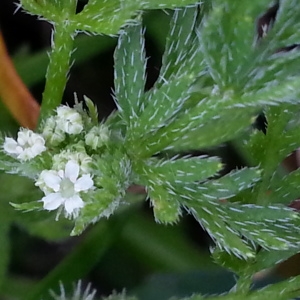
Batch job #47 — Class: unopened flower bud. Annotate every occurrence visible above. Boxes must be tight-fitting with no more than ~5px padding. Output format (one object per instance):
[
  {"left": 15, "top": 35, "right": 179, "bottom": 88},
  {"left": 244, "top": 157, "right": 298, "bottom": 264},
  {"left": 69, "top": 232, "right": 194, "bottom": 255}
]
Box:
[
  {"left": 56, "top": 106, "right": 83, "bottom": 135},
  {"left": 85, "top": 125, "right": 110, "bottom": 150},
  {"left": 42, "top": 116, "right": 66, "bottom": 146}
]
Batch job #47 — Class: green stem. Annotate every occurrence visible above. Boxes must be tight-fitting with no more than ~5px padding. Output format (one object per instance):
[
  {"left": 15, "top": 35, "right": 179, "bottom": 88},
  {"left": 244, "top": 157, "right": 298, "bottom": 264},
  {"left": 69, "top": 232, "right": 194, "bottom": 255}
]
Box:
[
  {"left": 234, "top": 274, "right": 252, "bottom": 294},
  {"left": 38, "top": 0, "right": 78, "bottom": 124},
  {"left": 39, "top": 24, "right": 76, "bottom": 123}
]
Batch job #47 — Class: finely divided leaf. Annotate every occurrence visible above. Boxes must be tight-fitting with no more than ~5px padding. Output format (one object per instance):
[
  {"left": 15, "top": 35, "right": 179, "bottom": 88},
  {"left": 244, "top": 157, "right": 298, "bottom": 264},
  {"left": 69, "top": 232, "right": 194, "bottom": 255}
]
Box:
[
  {"left": 214, "top": 246, "right": 300, "bottom": 276},
  {"left": 241, "top": 77, "right": 300, "bottom": 106},
  {"left": 268, "top": 168, "right": 300, "bottom": 205},
  {"left": 249, "top": 276, "right": 300, "bottom": 300},
  {"left": 245, "top": 50, "right": 300, "bottom": 93},
  {"left": 130, "top": 74, "right": 197, "bottom": 137},
  {"left": 199, "top": 0, "right": 271, "bottom": 90},
  {"left": 267, "top": 0, "right": 300, "bottom": 48},
  {"left": 131, "top": 96, "right": 258, "bottom": 157},
  {"left": 129, "top": 0, "right": 201, "bottom": 10},
  {"left": 196, "top": 167, "right": 261, "bottom": 200},
  {"left": 20, "top": 0, "right": 58, "bottom": 20},
  {"left": 156, "top": 6, "right": 199, "bottom": 86},
  {"left": 243, "top": 105, "right": 300, "bottom": 169},
  {"left": 114, "top": 22, "right": 146, "bottom": 125},
  {"left": 148, "top": 185, "right": 182, "bottom": 224},
  {"left": 251, "top": 248, "right": 300, "bottom": 274},
  {"left": 71, "top": 0, "right": 136, "bottom": 35},
  {"left": 190, "top": 202, "right": 255, "bottom": 259},
  {"left": 168, "top": 108, "right": 257, "bottom": 152},
  {"left": 135, "top": 156, "right": 222, "bottom": 185},
  {"left": 178, "top": 168, "right": 261, "bottom": 258},
  {"left": 21, "top": 0, "right": 77, "bottom": 23},
  {"left": 226, "top": 204, "right": 300, "bottom": 250},
  {"left": 189, "top": 276, "right": 300, "bottom": 299},
  {"left": 190, "top": 201, "right": 300, "bottom": 258},
  {"left": 11, "top": 201, "right": 43, "bottom": 211},
  {"left": 128, "top": 7, "right": 204, "bottom": 139},
  {"left": 72, "top": 0, "right": 200, "bottom": 35},
  {"left": 212, "top": 248, "right": 254, "bottom": 275}
]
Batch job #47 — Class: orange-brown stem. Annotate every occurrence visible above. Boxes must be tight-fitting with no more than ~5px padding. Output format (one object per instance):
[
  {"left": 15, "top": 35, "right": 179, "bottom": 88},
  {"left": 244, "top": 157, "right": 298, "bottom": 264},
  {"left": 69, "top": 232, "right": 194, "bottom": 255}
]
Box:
[{"left": 0, "top": 31, "right": 40, "bottom": 129}]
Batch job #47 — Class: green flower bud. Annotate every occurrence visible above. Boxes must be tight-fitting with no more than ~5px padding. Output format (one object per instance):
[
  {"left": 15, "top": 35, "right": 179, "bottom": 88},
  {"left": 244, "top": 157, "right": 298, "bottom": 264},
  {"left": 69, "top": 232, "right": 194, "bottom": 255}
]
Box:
[
  {"left": 52, "top": 150, "right": 93, "bottom": 174},
  {"left": 85, "top": 125, "right": 110, "bottom": 150},
  {"left": 42, "top": 116, "right": 66, "bottom": 146}
]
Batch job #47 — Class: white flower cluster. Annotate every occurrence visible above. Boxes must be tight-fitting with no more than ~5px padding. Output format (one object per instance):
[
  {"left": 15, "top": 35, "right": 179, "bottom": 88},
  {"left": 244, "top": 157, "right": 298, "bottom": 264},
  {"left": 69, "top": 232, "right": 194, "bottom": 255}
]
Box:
[
  {"left": 4, "top": 129, "right": 46, "bottom": 161},
  {"left": 2, "top": 103, "right": 111, "bottom": 219},
  {"left": 43, "top": 105, "right": 84, "bottom": 145}
]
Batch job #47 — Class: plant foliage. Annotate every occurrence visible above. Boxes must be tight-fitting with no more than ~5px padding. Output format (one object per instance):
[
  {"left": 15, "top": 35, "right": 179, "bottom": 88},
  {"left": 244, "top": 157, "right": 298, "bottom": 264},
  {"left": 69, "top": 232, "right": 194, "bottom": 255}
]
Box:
[{"left": 2, "top": 0, "right": 300, "bottom": 299}]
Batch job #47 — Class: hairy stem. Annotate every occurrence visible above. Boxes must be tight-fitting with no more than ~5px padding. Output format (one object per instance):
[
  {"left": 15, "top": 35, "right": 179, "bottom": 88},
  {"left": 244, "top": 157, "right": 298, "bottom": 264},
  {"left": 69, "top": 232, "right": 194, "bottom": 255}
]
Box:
[
  {"left": 233, "top": 274, "right": 252, "bottom": 294},
  {"left": 38, "top": 0, "right": 78, "bottom": 123},
  {"left": 39, "top": 24, "right": 75, "bottom": 123}
]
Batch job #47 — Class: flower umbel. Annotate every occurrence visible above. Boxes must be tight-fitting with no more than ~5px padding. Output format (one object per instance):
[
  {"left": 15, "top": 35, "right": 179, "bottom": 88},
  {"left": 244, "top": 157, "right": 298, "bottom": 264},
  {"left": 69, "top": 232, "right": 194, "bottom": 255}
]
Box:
[
  {"left": 36, "top": 161, "right": 94, "bottom": 218},
  {"left": 3, "top": 129, "right": 46, "bottom": 161}
]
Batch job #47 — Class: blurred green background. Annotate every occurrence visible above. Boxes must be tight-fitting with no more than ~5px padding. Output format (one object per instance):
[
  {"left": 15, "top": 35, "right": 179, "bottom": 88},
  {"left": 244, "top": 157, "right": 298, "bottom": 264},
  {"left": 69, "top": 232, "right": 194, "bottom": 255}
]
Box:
[{"left": 0, "top": 1, "right": 276, "bottom": 299}]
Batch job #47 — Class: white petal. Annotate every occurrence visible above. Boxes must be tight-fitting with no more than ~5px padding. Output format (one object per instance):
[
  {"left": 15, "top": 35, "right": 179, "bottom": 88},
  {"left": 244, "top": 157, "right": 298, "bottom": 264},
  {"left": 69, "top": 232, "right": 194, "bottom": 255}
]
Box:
[
  {"left": 3, "top": 138, "right": 19, "bottom": 154},
  {"left": 32, "top": 133, "right": 45, "bottom": 144},
  {"left": 67, "top": 123, "right": 83, "bottom": 135},
  {"left": 64, "top": 195, "right": 84, "bottom": 213},
  {"left": 56, "top": 106, "right": 71, "bottom": 117},
  {"left": 17, "top": 149, "right": 33, "bottom": 161},
  {"left": 42, "top": 193, "right": 63, "bottom": 211},
  {"left": 65, "top": 160, "right": 79, "bottom": 182},
  {"left": 74, "top": 174, "right": 94, "bottom": 192},
  {"left": 58, "top": 170, "right": 64, "bottom": 178},
  {"left": 31, "top": 143, "right": 46, "bottom": 156},
  {"left": 17, "top": 130, "right": 28, "bottom": 146},
  {"left": 43, "top": 171, "right": 61, "bottom": 192}
]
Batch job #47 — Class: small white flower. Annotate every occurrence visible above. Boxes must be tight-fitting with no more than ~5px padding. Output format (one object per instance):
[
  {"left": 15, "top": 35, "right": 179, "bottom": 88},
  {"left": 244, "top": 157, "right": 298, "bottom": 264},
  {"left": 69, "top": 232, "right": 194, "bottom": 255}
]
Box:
[
  {"left": 36, "top": 160, "right": 94, "bottom": 218},
  {"left": 85, "top": 125, "right": 110, "bottom": 150},
  {"left": 56, "top": 106, "right": 83, "bottom": 135},
  {"left": 3, "top": 129, "right": 46, "bottom": 161}
]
